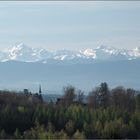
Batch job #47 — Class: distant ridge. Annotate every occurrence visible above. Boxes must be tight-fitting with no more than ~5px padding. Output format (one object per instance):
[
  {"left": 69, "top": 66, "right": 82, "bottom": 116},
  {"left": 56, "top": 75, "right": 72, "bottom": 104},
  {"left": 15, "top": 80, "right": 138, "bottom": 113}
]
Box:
[{"left": 0, "top": 43, "right": 140, "bottom": 63}]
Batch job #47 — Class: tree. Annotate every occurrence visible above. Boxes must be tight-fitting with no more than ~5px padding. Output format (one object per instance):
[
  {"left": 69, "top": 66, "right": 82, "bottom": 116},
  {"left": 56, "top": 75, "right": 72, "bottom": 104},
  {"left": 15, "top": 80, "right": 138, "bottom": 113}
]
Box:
[
  {"left": 0, "top": 129, "right": 6, "bottom": 139},
  {"left": 95, "top": 120, "right": 103, "bottom": 138},
  {"left": 47, "top": 122, "right": 54, "bottom": 134},
  {"left": 111, "top": 86, "right": 126, "bottom": 109},
  {"left": 54, "top": 130, "right": 69, "bottom": 139},
  {"left": 73, "top": 129, "right": 85, "bottom": 139},
  {"left": 14, "top": 128, "right": 21, "bottom": 139},
  {"left": 135, "top": 93, "right": 140, "bottom": 112},
  {"left": 63, "top": 85, "right": 76, "bottom": 106},
  {"left": 126, "top": 88, "right": 135, "bottom": 112},
  {"left": 23, "top": 124, "right": 47, "bottom": 139},
  {"left": 111, "top": 87, "right": 136, "bottom": 112},
  {"left": 88, "top": 88, "right": 99, "bottom": 109},
  {"left": 98, "top": 82, "right": 110, "bottom": 108},
  {"left": 65, "top": 120, "right": 75, "bottom": 136},
  {"left": 88, "top": 82, "right": 110, "bottom": 109},
  {"left": 23, "top": 89, "right": 29, "bottom": 95},
  {"left": 83, "top": 122, "right": 93, "bottom": 138},
  {"left": 77, "top": 90, "right": 84, "bottom": 104}
]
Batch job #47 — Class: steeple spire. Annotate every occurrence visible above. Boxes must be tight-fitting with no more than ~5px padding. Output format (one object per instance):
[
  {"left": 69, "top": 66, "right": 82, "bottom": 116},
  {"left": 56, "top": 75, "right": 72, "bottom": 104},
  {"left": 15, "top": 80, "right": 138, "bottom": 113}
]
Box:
[{"left": 39, "top": 84, "right": 42, "bottom": 94}]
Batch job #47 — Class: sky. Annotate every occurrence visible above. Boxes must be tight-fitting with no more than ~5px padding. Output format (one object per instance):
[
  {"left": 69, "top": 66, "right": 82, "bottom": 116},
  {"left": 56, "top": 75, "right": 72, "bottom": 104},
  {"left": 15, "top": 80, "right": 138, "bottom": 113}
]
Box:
[{"left": 0, "top": 1, "right": 140, "bottom": 50}]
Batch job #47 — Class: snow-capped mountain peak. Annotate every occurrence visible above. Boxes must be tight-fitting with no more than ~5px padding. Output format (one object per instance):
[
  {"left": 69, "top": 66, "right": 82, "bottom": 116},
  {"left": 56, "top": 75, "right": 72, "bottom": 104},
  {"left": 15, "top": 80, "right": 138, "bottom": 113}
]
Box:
[
  {"left": 132, "top": 47, "right": 140, "bottom": 57},
  {"left": 7, "top": 43, "right": 40, "bottom": 61},
  {"left": 0, "top": 43, "right": 140, "bottom": 63},
  {"left": 83, "top": 48, "right": 96, "bottom": 58}
]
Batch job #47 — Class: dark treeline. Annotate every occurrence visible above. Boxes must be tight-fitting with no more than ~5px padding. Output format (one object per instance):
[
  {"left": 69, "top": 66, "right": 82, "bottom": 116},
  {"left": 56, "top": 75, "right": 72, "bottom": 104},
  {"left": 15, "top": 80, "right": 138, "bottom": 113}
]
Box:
[{"left": 0, "top": 82, "right": 140, "bottom": 139}]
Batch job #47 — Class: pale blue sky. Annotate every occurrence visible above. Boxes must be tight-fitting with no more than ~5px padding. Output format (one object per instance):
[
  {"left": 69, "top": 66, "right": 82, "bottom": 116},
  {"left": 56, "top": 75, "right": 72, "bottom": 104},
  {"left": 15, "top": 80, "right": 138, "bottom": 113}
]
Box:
[{"left": 0, "top": 1, "right": 140, "bottom": 50}]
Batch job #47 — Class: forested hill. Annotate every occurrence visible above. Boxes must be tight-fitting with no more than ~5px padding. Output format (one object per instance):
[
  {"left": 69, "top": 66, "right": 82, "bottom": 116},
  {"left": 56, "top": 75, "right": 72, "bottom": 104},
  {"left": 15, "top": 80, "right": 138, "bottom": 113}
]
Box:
[{"left": 0, "top": 82, "right": 140, "bottom": 139}]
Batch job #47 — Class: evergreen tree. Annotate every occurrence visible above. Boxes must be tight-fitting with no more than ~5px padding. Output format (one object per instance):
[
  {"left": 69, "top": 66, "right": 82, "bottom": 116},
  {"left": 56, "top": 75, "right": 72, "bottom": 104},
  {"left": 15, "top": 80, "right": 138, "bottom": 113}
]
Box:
[
  {"left": 136, "top": 93, "right": 140, "bottom": 112},
  {"left": 14, "top": 128, "right": 21, "bottom": 139},
  {"left": 0, "top": 129, "right": 6, "bottom": 139},
  {"left": 73, "top": 129, "right": 85, "bottom": 139}
]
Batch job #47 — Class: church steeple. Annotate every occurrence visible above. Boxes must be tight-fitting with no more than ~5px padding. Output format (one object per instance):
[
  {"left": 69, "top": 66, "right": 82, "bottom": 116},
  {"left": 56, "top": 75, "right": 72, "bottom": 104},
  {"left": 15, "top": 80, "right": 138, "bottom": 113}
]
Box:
[{"left": 39, "top": 84, "right": 42, "bottom": 94}]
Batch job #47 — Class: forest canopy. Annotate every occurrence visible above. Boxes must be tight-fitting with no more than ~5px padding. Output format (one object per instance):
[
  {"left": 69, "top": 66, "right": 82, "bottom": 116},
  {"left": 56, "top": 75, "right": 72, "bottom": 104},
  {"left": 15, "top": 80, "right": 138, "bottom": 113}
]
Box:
[{"left": 0, "top": 82, "right": 140, "bottom": 139}]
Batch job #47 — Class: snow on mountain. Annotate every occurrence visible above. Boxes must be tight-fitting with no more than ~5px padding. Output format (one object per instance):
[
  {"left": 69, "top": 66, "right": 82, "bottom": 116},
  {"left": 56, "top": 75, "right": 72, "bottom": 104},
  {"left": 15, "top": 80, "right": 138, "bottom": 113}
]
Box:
[
  {"left": 52, "top": 49, "right": 84, "bottom": 60},
  {"left": 83, "top": 48, "right": 96, "bottom": 59},
  {"left": 7, "top": 43, "right": 40, "bottom": 62},
  {"left": 0, "top": 43, "right": 140, "bottom": 63},
  {"left": 129, "top": 47, "right": 140, "bottom": 58}
]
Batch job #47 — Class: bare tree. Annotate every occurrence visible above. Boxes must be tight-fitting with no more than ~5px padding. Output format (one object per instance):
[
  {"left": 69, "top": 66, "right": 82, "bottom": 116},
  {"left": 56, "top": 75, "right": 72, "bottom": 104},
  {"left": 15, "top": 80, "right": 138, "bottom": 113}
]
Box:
[
  {"left": 77, "top": 90, "right": 84, "bottom": 104},
  {"left": 63, "top": 85, "right": 76, "bottom": 106}
]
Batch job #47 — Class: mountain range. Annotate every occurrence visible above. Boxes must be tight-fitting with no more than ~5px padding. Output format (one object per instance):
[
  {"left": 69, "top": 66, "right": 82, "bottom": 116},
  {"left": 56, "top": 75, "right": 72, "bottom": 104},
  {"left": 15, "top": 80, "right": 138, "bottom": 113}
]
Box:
[
  {"left": 0, "top": 43, "right": 140, "bottom": 92},
  {"left": 1, "top": 43, "right": 140, "bottom": 63}
]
